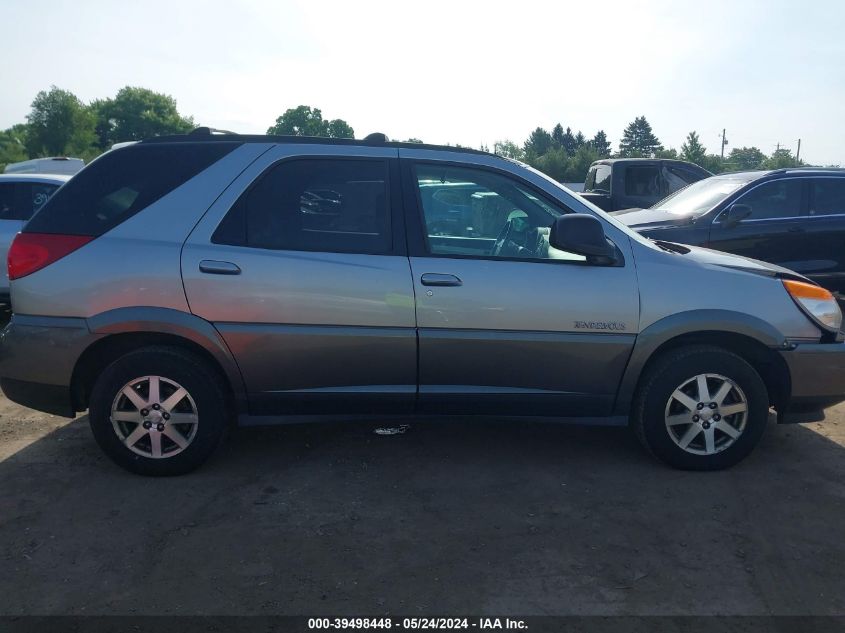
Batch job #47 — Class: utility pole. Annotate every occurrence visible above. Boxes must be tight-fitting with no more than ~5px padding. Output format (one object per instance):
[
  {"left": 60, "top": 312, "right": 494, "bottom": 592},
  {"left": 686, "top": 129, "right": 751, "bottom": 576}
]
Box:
[
  {"left": 720, "top": 129, "right": 728, "bottom": 160},
  {"left": 796, "top": 139, "right": 801, "bottom": 162},
  {"left": 776, "top": 142, "right": 781, "bottom": 152}
]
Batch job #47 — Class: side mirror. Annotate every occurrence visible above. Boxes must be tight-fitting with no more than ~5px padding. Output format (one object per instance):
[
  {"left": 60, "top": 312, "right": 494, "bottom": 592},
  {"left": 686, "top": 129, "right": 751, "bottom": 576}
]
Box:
[
  {"left": 549, "top": 214, "right": 617, "bottom": 264},
  {"left": 721, "top": 203, "right": 752, "bottom": 228}
]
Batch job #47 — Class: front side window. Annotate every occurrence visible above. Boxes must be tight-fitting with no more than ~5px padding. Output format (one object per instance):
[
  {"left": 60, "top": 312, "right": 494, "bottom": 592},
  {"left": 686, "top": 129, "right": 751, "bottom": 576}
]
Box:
[
  {"left": 811, "top": 178, "right": 845, "bottom": 216},
  {"left": 214, "top": 159, "right": 391, "bottom": 254},
  {"left": 624, "top": 166, "right": 661, "bottom": 197},
  {"left": 735, "top": 179, "right": 803, "bottom": 220},
  {"left": 414, "top": 164, "right": 585, "bottom": 261},
  {"left": 586, "top": 164, "right": 612, "bottom": 193}
]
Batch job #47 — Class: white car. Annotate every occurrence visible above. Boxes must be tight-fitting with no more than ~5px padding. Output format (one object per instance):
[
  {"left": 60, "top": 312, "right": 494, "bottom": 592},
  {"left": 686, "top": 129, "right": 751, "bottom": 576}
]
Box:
[
  {"left": 3, "top": 157, "right": 85, "bottom": 176},
  {"left": 0, "top": 173, "right": 70, "bottom": 302}
]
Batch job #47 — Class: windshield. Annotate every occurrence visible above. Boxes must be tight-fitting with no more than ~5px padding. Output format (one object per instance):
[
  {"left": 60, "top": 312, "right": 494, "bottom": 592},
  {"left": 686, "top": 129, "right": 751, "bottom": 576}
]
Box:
[{"left": 650, "top": 176, "right": 753, "bottom": 216}]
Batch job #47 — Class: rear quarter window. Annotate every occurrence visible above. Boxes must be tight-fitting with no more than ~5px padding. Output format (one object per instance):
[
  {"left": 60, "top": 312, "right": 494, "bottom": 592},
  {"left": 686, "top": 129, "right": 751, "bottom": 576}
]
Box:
[{"left": 25, "top": 142, "right": 238, "bottom": 236}]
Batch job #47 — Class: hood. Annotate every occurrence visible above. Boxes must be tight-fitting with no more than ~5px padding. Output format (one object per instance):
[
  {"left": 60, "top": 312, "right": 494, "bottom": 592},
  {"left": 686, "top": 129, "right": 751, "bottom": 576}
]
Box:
[
  {"left": 612, "top": 207, "right": 697, "bottom": 229},
  {"left": 657, "top": 241, "right": 810, "bottom": 281}
]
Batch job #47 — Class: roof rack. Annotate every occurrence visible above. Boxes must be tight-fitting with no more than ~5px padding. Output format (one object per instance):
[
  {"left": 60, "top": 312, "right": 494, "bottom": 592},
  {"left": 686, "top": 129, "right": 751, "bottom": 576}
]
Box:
[
  {"left": 189, "top": 126, "right": 239, "bottom": 136},
  {"left": 141, "top": 129, "right": 494, "bottom": 156}
]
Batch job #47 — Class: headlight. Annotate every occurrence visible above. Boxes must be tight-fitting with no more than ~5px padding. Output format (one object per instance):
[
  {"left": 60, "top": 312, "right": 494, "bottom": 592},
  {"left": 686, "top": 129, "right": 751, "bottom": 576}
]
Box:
[{"left": 783, "top": 279, "right": 842, "bottom": 332}]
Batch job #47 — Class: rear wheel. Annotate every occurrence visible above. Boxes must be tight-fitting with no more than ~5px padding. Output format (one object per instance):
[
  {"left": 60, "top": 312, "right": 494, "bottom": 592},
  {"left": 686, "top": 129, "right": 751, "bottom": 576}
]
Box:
[
  {"left": 88, "top": 346, "right": 229, "bottom": 475},
  {"left": 632, "top": 345, "right": 769, "bottom": 470}
]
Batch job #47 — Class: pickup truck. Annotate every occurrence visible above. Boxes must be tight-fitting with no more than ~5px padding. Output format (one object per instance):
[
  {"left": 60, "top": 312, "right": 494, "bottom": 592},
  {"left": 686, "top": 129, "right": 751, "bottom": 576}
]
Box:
[{"left": 580, "top": 158, "right": 711, "bottom": 211}]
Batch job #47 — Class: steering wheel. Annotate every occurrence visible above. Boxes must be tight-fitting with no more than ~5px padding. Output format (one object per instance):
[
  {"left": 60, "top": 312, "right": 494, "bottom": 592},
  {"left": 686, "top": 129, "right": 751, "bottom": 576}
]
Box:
[
  {"left": 491, "top": 219, "right": 544, "bottom": 258},
  {"left": 491, "top": 218, "right": 515, "bottom": 257}
]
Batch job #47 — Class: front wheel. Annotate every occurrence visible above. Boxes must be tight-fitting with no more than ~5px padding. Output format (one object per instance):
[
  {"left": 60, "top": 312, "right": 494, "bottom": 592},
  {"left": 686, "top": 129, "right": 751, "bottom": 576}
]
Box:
[
  {"left": 88, "top": 346, "right": 229, "bottom": 476},
  {"left": 632, "top": 345, "right": 769, "bottom": 470}
]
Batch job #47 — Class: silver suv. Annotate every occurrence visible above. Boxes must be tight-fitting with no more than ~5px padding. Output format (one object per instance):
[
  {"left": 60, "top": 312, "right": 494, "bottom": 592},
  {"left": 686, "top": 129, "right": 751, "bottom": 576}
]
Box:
[{"left": 2, "top": 131, "right": 844, "bottom": 475}]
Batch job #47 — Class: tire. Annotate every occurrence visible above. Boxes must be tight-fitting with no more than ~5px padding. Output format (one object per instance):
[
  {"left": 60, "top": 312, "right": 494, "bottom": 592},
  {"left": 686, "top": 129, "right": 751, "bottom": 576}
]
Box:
[
  {"left": 632, "top": 344, "right": 769, "bottom": 471},
  {"left": 88, "top": 346, "right": 230, "bottom": 476}
]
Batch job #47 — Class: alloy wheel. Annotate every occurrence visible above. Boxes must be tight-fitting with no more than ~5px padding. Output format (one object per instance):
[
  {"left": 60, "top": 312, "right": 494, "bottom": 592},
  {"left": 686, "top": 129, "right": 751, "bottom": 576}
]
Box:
[
  {"left": 110, "top": 375, "right": 199, "bottom": 459},
  {"left": 664, "top": 373, "right": 748, "bottom": 455}
]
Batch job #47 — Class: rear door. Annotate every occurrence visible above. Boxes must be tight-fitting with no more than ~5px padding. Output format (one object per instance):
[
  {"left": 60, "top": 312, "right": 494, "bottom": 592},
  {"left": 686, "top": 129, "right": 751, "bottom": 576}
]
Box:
[
  {"left": 401, "top": 152, "right": 639, "bottom": 417},
  {"left": 707, "top": 178, "right": 807, "bottom": 270},
  {"left": 802, "top": 177, "right": 845, "bottom": 292},
  {"left": 182, "top": 145, "right": 417, "bottom": 416}
]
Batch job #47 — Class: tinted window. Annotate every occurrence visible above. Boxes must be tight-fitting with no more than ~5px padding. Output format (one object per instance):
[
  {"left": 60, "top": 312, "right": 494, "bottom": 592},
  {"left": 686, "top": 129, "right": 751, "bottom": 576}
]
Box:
[
  {"left": 592, "top": 165, "right": 612, "bottom": 192},
  {"left": 213, "top": 159, "right": 391, "bottom": 254},
  {"left": 414, "top": 164, "right": 585, "bottom": 261},
  {"left": 25, "top": 143, "right": 237, "bottom": 236},
  {"left": 0, "top": 182, "right": 60, "bottom": 221},
  {"left": 811, "top": 178, "right": 845, "bottom": 216},
  {"left": 736, "top": 179, "right": 803, "bottom": 220},
  {"left": 0, "top": 184, "right": 16, "bottom": 220},
  {"left": 625, "top": 166, "right": 661, "bottom": 197}
]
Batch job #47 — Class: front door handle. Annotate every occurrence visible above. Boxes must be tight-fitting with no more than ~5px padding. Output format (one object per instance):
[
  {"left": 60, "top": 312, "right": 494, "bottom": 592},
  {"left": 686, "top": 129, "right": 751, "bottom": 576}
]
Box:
[
  {"left": 199, "top": 260, "right": 241, "bottom": 275},
  {"left": 788, "top": 226, "right": 804, "bottom": 233},
  {"left": 420, "top": 273, "right": 462, "bottom": 287}
]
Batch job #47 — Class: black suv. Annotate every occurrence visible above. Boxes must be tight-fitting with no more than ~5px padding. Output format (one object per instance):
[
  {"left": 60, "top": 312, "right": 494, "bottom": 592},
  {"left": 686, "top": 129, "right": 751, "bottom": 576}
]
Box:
[{"left": 613, "top": 168, "right": 845, "bottom": 292}]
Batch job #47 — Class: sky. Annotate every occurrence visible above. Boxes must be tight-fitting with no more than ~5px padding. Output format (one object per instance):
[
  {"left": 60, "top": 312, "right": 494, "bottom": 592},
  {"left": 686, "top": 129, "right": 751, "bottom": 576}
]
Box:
[{"left": 2, "top": 0, "right": 845, "bottom": 165}]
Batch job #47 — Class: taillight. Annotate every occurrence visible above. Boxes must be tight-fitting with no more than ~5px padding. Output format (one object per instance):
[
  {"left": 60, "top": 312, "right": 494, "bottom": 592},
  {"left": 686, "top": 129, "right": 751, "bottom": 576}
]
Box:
[{"left": 7, "top": 233, "right": 94, "bottom": 281}]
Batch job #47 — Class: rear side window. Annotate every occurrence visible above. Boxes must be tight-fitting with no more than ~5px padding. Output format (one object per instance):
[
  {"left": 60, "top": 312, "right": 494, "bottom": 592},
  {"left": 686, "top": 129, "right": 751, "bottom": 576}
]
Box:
[
  {"left": 213, "top": 158, "right": 391, "bottom": 254},
  {"left": 811, "top": 178, "right": 845, "bottom": 216},
  {"left": 0, "top": 182, "right": 60, "bottom": 221},
  {"left": 625, "top": 166, "right": 661, "bottom": 197},
  {"left": 25, "top": 143, "right": 238, "bottom": 236}
]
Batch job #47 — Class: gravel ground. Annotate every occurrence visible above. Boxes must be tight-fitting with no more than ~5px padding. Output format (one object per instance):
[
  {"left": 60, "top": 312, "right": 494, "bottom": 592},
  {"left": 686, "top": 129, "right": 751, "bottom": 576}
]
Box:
[{"left": 0, "top": 392, "right": 843, "bottom": 616}]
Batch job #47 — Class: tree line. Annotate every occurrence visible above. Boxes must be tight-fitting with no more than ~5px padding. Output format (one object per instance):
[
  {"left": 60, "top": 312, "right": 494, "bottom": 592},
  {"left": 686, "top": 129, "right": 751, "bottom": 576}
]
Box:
[{"left": 0, "top": 86, "right": 815, "bottom": 182}]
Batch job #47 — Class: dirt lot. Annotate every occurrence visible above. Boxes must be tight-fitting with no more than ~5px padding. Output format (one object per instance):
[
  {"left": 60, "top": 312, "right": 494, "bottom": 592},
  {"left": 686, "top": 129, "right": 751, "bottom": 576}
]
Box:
[{"left": 0, "top": 390, "right": 843, "bottom": 617}]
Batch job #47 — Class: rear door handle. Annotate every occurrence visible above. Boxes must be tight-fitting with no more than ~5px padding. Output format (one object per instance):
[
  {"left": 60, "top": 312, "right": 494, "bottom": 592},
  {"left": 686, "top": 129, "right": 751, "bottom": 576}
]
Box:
[
  {"left": 420, "top": 273, "right": 462, "bottom": 287},
  {"left": 199, "top": 260, "right": 241, "bottom": 275},
  {"left": 788, "top": 226, "right": 804, "bottom": 233}
]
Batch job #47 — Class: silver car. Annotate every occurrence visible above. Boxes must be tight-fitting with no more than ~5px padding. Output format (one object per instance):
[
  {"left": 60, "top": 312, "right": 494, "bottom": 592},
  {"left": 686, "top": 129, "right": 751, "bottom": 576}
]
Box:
[
  {"left": 1, "top": 131, "right": 844, "bottom": 475},
  {"left": 0, "top": 173, "right": 69, "bottom": 301}
]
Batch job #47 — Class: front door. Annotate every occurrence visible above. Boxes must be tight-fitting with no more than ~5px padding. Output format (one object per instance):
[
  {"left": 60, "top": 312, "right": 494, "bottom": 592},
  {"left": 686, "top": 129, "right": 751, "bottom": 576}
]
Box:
[
  {"left": 182, "top": 148, "right": 417, "bottom": 415},
  {"left": 708, "top": 178, "right": 808, "bottom": 271},
  {"left": 402, "top": 157, "right": 640, "bottom": 417}
]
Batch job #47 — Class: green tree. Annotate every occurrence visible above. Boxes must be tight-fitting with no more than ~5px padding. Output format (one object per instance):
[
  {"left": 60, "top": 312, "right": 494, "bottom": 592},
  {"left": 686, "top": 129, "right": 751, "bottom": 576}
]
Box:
[
  {"left": 655, "top": 148, "right": 678, "bottom": 159},
  {"left": 763, "top": 148, "right": 803, "bottom": 170},
  {"left": 494, "top": 139, "right": 524, "bottom": 160},
  {"left": 403, "top": 138, "right": 423, "bottom": 143},
  {"left": 560, "top": 126, "right": 578, "bottom": 154},
  {"left": 25, "top": 86, "right": 96, "bottom": 157},
  {"left": 0, "top": 124, "right": 29, "bottom": 172},
  {"left": 93, "top": 86, "right": 194, "bottom": 147},
  {"left": 590, "top": 130, "right": 612, "bottom": 157},
  {"left": 267, "top": 105, "right": 354, "bottom": 138},
  {"left": 551, "top": 123, "right": 565, "bottom": 147},
  {"left": 523, "top": 127, "right": 553, "bottom": 157},
  {"left": 618, "top": 115, "right": 662, "bottom": 157},
  {"left": 726, "top": 146, "right": 766, "bottom": 171},
  {"left": 530, "top": 146, "right": 568, "bottom": 181},
  {"left": 565, "top": 145, "right": 600, "bottom": 182},
  {"left": 699, "top": 154, "right": 725, "bottom": 174},
  {"left": 680, "top": 131, "right": 707, "bottom": 165}
]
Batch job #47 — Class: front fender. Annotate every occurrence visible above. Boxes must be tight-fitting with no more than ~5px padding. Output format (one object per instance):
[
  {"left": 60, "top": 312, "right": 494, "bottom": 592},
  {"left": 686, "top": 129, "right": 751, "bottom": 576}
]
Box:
[{"left": 613, "top": 309, "right": 788, "bottom": 416}]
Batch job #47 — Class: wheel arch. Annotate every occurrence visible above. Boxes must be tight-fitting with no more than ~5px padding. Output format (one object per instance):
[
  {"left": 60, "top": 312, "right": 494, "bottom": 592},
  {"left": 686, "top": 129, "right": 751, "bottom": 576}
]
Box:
[
  {"left": 72, "top": 307, "right": 247, "bottom": 414},
  {"left": 615, "top": 310, "right": 792, "bottom": 416}
]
